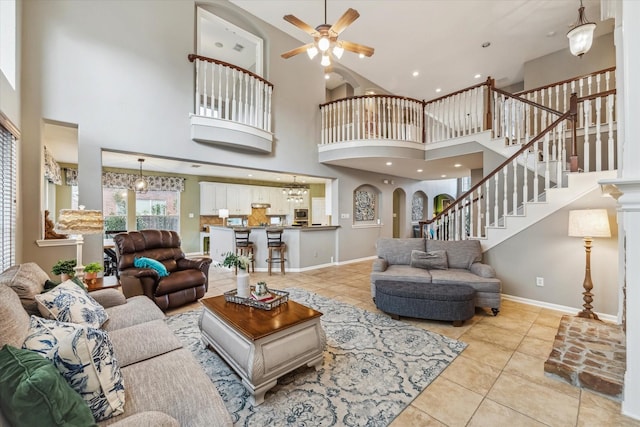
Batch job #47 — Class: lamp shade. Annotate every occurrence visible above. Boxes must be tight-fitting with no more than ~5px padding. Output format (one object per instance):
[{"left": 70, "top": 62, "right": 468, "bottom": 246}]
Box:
[
  {"left": 568, "top": 209, "right": 611, "bottom": 238},
  {"left": 567, "top": 23, "right": 596, "bottom": 57},
  {"left": 218, "top": 209, "right": 229, "bottom": 219},
  {"left": 55, "top": 208, "right": 104, "bottom": 235}
]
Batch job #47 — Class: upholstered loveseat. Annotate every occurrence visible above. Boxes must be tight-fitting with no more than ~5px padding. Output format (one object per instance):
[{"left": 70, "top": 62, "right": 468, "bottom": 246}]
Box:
[
  {"left": 114, "top": 230, "right": 212, "bottom": 311},
  {"left": 0, "top": 262, "right": 232, "bottom": 426},
  {"left": 370, "top": 238, "right": 502, "bottom": 315}
]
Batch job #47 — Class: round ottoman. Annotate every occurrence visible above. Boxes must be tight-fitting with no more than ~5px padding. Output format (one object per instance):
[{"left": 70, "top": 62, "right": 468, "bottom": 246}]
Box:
[{"left": 375, "top": 280, "right": 476, "bottom": 326}]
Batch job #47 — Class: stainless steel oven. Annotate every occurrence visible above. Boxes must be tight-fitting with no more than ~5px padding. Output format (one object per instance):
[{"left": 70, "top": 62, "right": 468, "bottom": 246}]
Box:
[{"left": 294, "top": 209, "right": 308, "bottom": 226}]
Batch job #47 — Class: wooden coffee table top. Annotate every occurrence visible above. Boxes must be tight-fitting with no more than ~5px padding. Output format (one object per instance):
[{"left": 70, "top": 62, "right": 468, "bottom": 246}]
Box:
[{"left": 201, "top": 295, "right": 322, "bottom": 341}]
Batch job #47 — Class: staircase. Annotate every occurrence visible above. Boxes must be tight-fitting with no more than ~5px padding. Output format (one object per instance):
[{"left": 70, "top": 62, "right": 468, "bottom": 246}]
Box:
[{"left": 420, "top": 69, "right": 618, "bottom": 248}]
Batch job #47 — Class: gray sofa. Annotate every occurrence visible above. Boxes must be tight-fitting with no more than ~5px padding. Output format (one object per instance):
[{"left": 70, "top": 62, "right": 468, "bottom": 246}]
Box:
[
  {"left": 370, "top": 238, "right": 502, "bottom": 315},
  {"left": 0, "top": 263, "right": 233, "bottom": 427}
]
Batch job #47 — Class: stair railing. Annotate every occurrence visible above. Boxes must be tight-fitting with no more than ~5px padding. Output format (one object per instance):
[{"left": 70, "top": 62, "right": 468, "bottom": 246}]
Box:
[
  {"left": 188, "top": 54, "right": 273, "bottom": 132},
  {"left": 421, "top": 105, "right": 572, "bottom": 241}
]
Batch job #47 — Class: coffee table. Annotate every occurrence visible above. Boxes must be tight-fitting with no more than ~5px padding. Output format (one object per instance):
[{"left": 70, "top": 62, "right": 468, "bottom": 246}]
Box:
[{"left": 199, "top": 295, "right": 326, "bottom": 405}]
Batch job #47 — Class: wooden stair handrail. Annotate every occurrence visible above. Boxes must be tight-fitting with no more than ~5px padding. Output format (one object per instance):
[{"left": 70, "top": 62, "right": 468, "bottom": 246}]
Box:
[
  {"left": 514, "top": 66, "right": 616, "bottom": 97},
  {"left": 492, "top": 86, "right": 563, "bottom": 117},
  {"left": 319, "top": 93, "right": 424, "bottom": 109},
  {"left": 187, "top": 54, "right": 274, "bottom": 88}
]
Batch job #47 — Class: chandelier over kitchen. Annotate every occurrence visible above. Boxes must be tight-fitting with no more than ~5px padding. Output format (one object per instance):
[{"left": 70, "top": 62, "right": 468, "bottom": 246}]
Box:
[{"left": 282, "top": 176, "right": 309, "bottom": 203}]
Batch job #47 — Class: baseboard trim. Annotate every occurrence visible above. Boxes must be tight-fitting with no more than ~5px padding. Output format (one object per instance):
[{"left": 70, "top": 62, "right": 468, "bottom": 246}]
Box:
[{"left": 501, "top": 293, "right": 618, "bottom": 324}]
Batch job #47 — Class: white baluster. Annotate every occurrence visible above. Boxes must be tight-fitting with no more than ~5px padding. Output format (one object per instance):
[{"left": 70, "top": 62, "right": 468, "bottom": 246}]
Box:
[
  {"left": 194, "top": 59, "right": 200, "bottom": 114},
  {"left": 476, "top": 187, "right": 483, "bottom": 237},
  {"left": 605, "top": 71, "right": 611, "bottom": 92},
  {"left": 217, "top": 64, "right": 222, "bottom": 119},
  {"left": 503, "top": 166, "right": 508, "bottom": 217},
  {"left": 512, "top": 159, "right": 518, "bottom": 214},
  {"left": 557, "top": 121, "right": 565, "bottom": 184},
  {"left": 533, "top": 139, "right": 539, "bottom": 202},
  {"left": 533, "top": 92, "right": 539, "bottom": 138},
  {"left": 225, "top": 67, "right": 231, "bottom": 120},
  {"left": 583, "top": 100, "right": 590, "bottom": 172},
  {"left": 608, "top": 94, "right": 615, "bottom": 170},
  {"left": 596, "top": 73, "right": 601, "bottom": 93},
  {"left": 544, "top": 132, "right": 551, "bottom": 191},
  {"left": 587, "top": 75, "right": 593, "bottom": 96},
  {"left": 266, "top": 86, "right": 272, "bottom": 132},
  {"left": 595, "top": 96, "right": 602, "bottom": 171},
  {"left": 522, "top": 148, "right": 529, "bottom": 203},
  {"left": 494, "top": 176, "right": 499, "bottom": 227},
  {"left": 485, "top": 180, "right": 491, "bottom": 228}
]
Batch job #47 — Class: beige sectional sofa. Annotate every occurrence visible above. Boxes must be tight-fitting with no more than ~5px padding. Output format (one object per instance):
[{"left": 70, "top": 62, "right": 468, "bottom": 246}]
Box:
[
  {"left": 0, "top": 263, "right": 232, "bottom": 426},
  {"left": 370, "top": 238, "right": 502, "bottom": 315}
]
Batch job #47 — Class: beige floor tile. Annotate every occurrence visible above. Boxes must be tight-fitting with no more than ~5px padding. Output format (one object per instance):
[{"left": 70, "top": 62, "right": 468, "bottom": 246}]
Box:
[
  {"left": 467, "top": 399, "right": 547, "bottom": 427},
  {"left": 504, "top": 351, "right": 580, "bottom": 398},
  {"left": 493, "top": 307, "right": 540, "bottom": 323},
  {"left": 455, "top": 336, "right": 514, "bottom": 370},
  {"left": 517, "top": 335, "right": 554, "bottom": 359},
  {"left": 577, "top": 390, "right": 640, "bottom": 427},
  {"left": 412, "top": 376, "right": 483, "bottom": 427},
  {"left": 461, "top": 322, "right": 524, "bottom": 350},
  {"left": 527, "top": 323, "right": 560, "bottom": 342},
  {"left": 441, "top": 354, "right": 501, "bottom": 395},
  {"left": 478, "top": 312, "right": 534, "bottom": 334},
  {"left": 501, "top": 299, "right": 542, "bottom": 314},
  {"left": 535, "top": 310, "right": 565, "bottom": 328},
  {"left": 488, "top": 372, "right": 579, "bottom": 426},
  {"left": 391, "top": 405, "right": 446, "bottom": 426}
]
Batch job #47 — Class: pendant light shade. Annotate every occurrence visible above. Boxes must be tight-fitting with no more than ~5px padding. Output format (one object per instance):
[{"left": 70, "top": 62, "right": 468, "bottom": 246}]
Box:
[
  {"left": 567, "top": 0, "right": 597, "bottom": 57},
  {"left": 134, "top": 158, "right": 149, "bottom": 193}
]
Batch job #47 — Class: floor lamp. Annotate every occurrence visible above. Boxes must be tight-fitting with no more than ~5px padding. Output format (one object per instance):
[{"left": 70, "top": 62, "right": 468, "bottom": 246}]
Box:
[
  {"left": 55, "top": 206, "right": 104, "bottom": 280},
  {"left": 568, "top": 209, "right": 611, "bottom": 320}
]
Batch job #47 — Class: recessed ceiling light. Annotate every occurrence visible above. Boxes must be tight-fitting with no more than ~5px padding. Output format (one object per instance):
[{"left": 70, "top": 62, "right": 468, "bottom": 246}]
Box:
[
  {"left": 214, "top": 42, "right": 223, "bottom": 48},
  {"left": 359, "top": 53, "right": 365, "bottom": 59},
  {"left": 474, "top": 74, "right": 481, "bottom": 79},
  {"left": 482, "top": 42, "right": 491, "bottom": 48},
  {"left": 247, "top": 174, "right": 253, "bottom": 177},
  {"left": 386, "top": 161, "right": 393, "bottom": 166},
  {"left": 441, "top": 174, "right": 447, "bottom": 178},
  {"left": 454, "top": 163, "right": 462, "bottom": 168},
  {"left": 324, "top": 74, "right": 330, "bottom": 80},
  {"left": 412, "top": 71, "right": 419, "bottom": 77},
  {"left": 276, "top": 177, "right": 281, "bottom": 181},
  {"left": 417, "top": 169, "right": 423, "bottom": 173},
  {"left": 435, "top": 88, "right": 442, "bottom": 93}
]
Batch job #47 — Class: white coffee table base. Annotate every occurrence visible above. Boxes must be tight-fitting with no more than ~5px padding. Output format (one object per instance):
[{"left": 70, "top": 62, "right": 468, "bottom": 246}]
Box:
[{"left": 200, "top": 308, "right": 326, "bottom": 405}]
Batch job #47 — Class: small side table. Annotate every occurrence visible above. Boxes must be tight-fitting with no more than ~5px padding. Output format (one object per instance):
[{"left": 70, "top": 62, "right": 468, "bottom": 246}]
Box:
[{"left": 85, "top": 275, "right": 121, "bottom": 292}]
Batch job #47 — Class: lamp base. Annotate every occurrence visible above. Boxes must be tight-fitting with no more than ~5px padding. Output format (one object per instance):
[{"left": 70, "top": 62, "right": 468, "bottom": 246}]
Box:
[{"left": 576, "top": 309, "right": 600, "bottom": 321}]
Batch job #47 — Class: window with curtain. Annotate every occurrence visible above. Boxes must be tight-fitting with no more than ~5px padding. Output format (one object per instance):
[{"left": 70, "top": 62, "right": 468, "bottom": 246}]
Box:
[
  {"left": 135, "top": 190, "right": 179, "bottom": 232},
  {"left": 0, "top": 124, "right": 17, "bottom": 271}
]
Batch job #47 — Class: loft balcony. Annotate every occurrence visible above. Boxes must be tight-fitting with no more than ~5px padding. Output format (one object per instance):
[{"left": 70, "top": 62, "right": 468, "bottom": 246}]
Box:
[{"left": 188, "top": 54, "right": 274, "bottom": 153}]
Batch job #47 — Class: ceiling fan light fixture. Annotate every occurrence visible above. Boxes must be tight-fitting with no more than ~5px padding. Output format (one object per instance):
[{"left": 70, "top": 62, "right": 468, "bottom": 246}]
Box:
[
  {"left": 332, "top": 44, "right": 344, "bottom": 59},
  {"left": 307, "top": 45, "right": 319, "bottom": 59},
  {"left": 567, "top": 0, "right": 596, "bottom": 57},
  {"left": 321, "top": 54, "right": 331, "bottom": 67},
  {"left": 318, "top": 36, "right": 330, "bottom": 52}
]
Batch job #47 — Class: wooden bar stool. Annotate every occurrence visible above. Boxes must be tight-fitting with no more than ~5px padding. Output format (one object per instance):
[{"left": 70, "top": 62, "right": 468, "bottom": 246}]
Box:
[
  {"left": 234, "top": 227, "right": 255, "bottom": 273},
  {"left": 265, "top": 227, "right": 286, "bottom": 275}
]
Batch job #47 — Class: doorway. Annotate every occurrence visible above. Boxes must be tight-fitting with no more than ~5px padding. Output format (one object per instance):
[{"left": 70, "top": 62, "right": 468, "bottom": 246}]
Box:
[{"left": 392, "top": 188, "right": 405, "bottom": 238}]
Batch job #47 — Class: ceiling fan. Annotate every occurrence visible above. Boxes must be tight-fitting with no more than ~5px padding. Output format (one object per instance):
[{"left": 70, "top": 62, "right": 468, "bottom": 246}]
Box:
[{"left": 280, "top": 0, "right": 375, "bottom": 67}]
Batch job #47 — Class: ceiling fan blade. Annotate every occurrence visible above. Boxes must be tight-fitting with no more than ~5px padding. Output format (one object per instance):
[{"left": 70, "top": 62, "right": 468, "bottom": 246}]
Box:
[
  {"left": 340, "top": 40, "right": 375, "bottom": 57},
  {"left": 281, "top": 43, "right": 315, "bottom": 59},
  {"left": 329, "top": 8, "right": 359, "bottom": 36},
  {"left": 283, "top": 14, "right": 318, "bottom": 37}
]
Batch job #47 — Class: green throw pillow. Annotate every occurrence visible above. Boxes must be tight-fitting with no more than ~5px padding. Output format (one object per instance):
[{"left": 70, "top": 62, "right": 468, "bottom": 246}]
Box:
[
  {"left": 134, "top": 257, "right": 169, "bottom": 277},
  {"left": 0, "top": 345, "right": 96, "bottom": 427}
]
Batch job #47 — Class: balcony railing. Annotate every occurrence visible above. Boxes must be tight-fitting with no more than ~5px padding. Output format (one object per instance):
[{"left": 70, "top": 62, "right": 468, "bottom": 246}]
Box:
[{"left": 188, "top": 54, "right": 273, "bottom": 133}]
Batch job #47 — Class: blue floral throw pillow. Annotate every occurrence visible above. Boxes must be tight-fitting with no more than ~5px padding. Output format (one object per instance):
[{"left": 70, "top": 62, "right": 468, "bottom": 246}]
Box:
[
  {"left": 34, "top": 280, "right": 108, "bottom": 328},
  {"left": 133, "top": 257, "right": 169, "bottom": 277},
  {"left": 22, "top": 316, "right": 125, "bottom": 421}
]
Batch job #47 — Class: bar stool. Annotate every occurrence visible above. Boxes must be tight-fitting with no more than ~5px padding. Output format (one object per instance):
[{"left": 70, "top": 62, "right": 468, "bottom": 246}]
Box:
[
  {"left": 234, "top": 227, "right": 255, "bottom": 273},
  {"left": 265, "top": 227, "right": 286, "bottom": 275}
]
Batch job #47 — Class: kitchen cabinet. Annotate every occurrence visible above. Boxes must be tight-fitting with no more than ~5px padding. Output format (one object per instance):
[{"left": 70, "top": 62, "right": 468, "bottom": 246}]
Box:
[
  {"left": 199, "top": 182, "right": 227, "bottom": 215},
  {"left": 227, "top": 184, "right": 251, "bottom": 215},
  {"left": 269, "top": 187, "right": 288, "bottom": 215},
  {"left": 252, "top": 186, "right": 270, "bottom": 204}
]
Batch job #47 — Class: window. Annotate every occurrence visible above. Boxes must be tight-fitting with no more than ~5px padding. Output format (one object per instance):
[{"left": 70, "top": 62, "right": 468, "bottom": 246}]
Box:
[
  {"left": 103, "top": 187, "right": 128, "bottom": 236},
  {"left": 135, "top": 190, "right": 179, "bottom": 232},
  {"left": 0, "top": 124, "right": 16, "bottom": 271}
]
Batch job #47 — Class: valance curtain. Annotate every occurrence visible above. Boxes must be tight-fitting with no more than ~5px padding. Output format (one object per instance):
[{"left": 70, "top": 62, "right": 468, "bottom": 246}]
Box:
[
  {"left": 44, "top": 146, "right": 62, "bottom": 185},
  {"left": 65, "top": 168, "right": 185, "bottom": 192}
]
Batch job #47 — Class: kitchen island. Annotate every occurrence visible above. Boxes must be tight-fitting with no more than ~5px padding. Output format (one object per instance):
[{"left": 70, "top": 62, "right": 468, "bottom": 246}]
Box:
[{"left": 209, "top": 225, "right": 339, "bottom": 272}]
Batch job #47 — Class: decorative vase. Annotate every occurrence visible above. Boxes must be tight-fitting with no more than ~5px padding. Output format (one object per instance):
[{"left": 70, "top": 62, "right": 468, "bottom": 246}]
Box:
[
  {"left": 84, "top": 272, "right": 98, "bottom": 280},
  {"left": 236, "top": 269, "right": 250, "bottom": 298},
  {"left": 60, "top": 273, "right": 72, "bottom": 281}
]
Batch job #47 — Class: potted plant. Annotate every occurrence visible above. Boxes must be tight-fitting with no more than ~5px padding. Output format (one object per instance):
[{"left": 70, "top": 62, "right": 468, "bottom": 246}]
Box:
[
  {"left": 52, "top": 259, "right": 77, "bottom": 281},
  {"left": 83, "top": 262, "right": 103, "bottom": 280},
  {"left": 220, "top": 252, "right": 252, "bottom": 271}
]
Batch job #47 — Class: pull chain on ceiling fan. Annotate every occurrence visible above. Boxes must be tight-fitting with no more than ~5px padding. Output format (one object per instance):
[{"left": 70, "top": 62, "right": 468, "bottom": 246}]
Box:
[{"left": 280, "top": 0, "right": 374, "bottom": 68}]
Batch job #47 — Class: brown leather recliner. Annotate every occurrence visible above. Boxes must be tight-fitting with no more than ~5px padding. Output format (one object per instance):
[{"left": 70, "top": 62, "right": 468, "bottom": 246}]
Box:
[{"left": 113, "top": 230, "right": 212, "bottom": 311}]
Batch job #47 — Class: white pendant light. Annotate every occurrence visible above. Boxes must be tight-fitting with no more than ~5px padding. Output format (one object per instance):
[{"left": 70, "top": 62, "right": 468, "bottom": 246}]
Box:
[
  {"left": 307, "top": 46, "right": 318, "bottom": 59},
  {"left": 332, "top": 43, "right": 344, "bottom": 59},
  {"left": 567, "top": 0, "right": 597, "bottom": 57},
  {"left": 321, "top": 54, "right": 331, "bottom": 67},
  {"left": 134, "top": 158, "right": 149, "bottom": 193}
]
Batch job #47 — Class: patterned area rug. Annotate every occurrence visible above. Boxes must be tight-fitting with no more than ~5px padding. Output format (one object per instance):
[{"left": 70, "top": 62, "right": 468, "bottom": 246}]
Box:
[{"left": 165, "top": 288, "right": 466, "bottom": 426}]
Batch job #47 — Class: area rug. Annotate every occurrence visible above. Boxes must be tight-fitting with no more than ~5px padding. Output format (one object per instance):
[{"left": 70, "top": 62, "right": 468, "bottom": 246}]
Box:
[{"left": 165, "top": 288, "right": 466, "bottom": 426}]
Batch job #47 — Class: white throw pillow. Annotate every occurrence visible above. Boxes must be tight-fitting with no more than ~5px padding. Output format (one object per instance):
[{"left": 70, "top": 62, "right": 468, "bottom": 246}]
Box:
[
  {"left": 22, "top": 316, "right": 125, "bottom": 421},
  {"left": 35, "top": 279, "right": 108, "bottom": 328}
]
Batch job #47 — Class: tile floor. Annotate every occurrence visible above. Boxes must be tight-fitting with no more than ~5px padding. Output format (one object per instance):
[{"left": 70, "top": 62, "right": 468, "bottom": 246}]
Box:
[{"left": 165, "top": 261, "right": 640, "bottom": 427}]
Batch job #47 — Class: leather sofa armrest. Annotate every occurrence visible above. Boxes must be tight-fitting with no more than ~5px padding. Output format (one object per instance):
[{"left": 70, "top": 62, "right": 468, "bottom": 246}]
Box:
[
  {"left": 372, "top": 258, "right": 388, "bottom": 272},
  {"left": 470, "top": 262, "right": 496, "bottom": 278},
  {"left": 120, "top": 268, "right": 159, "bottom": 279},
  {"left": 119, "top": 268, "right": 160, "bottom": 299},
  {"left": 177, "top": 257, "right": 212, "bottom": 274},
  {"left": 90, "top": 289, "right": 126, "bottom": 308}
]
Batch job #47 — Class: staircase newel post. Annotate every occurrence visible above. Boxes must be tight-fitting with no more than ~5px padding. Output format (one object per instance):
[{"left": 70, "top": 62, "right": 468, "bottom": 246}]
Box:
[
  {"left": 485, "top": 77, "right": 494, "bottom": 131},
  {"left": 570, "top": 92, "right": 579, "bottom": 172}
]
